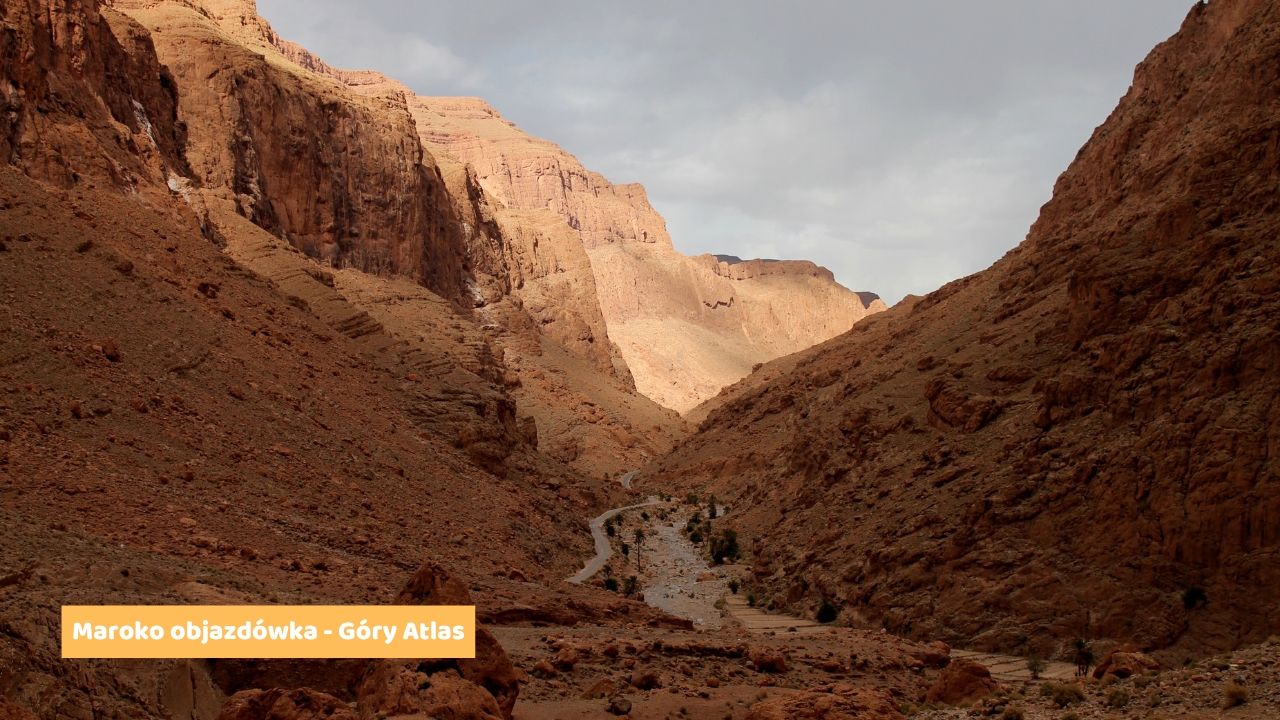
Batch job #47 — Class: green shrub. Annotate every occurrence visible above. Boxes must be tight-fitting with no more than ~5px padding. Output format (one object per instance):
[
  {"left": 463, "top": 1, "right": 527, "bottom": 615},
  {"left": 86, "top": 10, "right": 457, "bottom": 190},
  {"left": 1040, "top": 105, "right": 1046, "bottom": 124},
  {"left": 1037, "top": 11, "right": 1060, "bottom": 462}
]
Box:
[
  {"left": 1040, "top": 683, "right": 1084, "bottom": 708},
  {"left": 1026, "top": 655, "right": 1048, "bottom": 680},
  {"left": 747, "top": 592, "right": 757, "bottom": 608},
  {"left": 686, "top": 493, "right": 699, "bottom": 505},
  {"left": 1062, "top": 714, "right": 1080, "bottom": 720},
  {"left": 710, "top": 529, "right": 740, "bottom": 564},
  {"left": 1000, "top": 706, "right": 1023, "bottom": 720},
  {"left": 727, "top": 578, "right": 740, "bottom": 594},
  {"left": 604, "top": 577, "right": 619, "bottom": 592},
  {"left": 1106, "top": 688, "right": 1129, "bottom": 709}
]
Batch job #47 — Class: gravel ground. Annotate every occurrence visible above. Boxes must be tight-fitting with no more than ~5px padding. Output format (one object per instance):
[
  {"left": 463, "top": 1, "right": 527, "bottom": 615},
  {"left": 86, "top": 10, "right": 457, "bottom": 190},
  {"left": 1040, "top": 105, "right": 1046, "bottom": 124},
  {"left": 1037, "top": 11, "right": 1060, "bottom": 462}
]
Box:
[{"left": 909, "top": 640, "right": 1280, "bottom": 719}]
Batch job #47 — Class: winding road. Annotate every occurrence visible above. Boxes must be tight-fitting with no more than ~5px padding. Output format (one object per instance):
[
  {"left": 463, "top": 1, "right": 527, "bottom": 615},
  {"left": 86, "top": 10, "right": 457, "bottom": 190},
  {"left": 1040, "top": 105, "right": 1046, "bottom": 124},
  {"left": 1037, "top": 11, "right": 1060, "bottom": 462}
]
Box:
[
  {"left": 567, "top": 499, "right": 658, "bottom": 583},
  {"left": 620, "top": 470, "right": 638, "bottom": 489}
]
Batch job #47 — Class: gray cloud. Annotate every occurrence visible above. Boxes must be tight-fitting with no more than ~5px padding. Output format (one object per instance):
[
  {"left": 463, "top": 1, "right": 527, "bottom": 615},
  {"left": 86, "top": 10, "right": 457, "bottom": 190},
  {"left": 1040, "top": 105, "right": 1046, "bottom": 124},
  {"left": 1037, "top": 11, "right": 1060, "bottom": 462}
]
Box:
[{"left": 257, "top": 0, "right": 1194, "bottom": 304}]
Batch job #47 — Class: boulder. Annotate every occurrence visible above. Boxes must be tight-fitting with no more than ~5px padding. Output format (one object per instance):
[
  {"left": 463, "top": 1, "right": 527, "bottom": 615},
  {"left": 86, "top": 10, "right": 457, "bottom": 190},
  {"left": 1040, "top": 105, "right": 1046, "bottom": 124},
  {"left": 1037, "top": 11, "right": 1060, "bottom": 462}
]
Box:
[
  {"left": 1092, "top": 643, "right": 1159, "bottom": 679},
  {"left": 394, "top": 561, "right": 519, "bottom": 718},
  {"left": 908, "top": 640, "right": 951, "bottom": 669},
  {"left": 749, "top": 646, "right": 788, "bottom": 673},
  {"left": 924, "top": 658, "right": 997, "bottom": 706},
  {"left": 607, "top": 696, "right": 632, "bottom": 716},
  {"left": 395, "top": 560, "right": 474, "bottom": 606},
  {"left": 215, "top": 689, "right": 357, "bottom": 720},
  {"left": 355, "top": 664, "right": 502, "bottom": 720},
  {"left": 580, "top": 678, "right": 616, "bottom": 700},
  {"left": 554, "top": 647, "right": 580, "bottom": 671},
  {"left": 744, "top": 686, "right": 903, "bottom": 720},
  {"left": 630, "top": 668, "right": 661, "bottom": 690}
]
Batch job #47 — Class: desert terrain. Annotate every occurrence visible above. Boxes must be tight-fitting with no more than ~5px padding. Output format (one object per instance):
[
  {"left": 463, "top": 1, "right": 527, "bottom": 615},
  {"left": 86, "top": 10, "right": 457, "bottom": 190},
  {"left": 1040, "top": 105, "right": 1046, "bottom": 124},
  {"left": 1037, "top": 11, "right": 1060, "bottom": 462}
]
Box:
[{"left": 2, "top": 0, "right": 1279, "bottom": 719}]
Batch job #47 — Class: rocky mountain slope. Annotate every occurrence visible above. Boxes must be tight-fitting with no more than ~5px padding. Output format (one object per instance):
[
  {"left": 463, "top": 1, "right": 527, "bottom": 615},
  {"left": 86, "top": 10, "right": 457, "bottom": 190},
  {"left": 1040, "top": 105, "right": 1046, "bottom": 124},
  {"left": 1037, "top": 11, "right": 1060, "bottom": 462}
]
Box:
[
  {"left": 101, "top": 0, "right": 687, "bottom": 474},
  {"left": 0, "top": 0, "right": 685, "bottom": 717},
  {"left": 650, "top": 0, "right": 1280, "bottom": 664},
  {"left": 267, "top": 38, "right": 889, "bottom": 413},
  {"left": 363, "top": 90, "right": 886, "bottom": 413}
]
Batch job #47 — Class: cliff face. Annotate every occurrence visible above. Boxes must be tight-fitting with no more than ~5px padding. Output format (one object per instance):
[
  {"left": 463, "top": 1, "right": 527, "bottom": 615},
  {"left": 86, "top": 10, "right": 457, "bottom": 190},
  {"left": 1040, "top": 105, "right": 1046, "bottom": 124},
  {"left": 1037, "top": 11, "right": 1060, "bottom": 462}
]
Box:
[
  {"left": 262, "top": 35, "right": 690, "bottom": 472},
  {"left": 111, "top": 0, "right": 477, "bottom": 305},
  {"left": 0, "top": 0, "right": 187, "bottom": 194},
  {"left": 406, "top": 96, "right": 885, "bottom": 413},
  {"left": 650, "top": 0, "right": 1280, "bottom": 662}
]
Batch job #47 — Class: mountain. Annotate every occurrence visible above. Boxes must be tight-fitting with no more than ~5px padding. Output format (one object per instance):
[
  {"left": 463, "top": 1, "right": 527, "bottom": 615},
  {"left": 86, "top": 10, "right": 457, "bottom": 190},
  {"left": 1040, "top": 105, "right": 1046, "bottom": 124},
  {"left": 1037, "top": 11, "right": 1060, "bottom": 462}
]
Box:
[
  {"left": 372, "top": 92, "right": 885, "bottom": 413},
  {"left": 650, "top": 0, "right": 1280, "bottom": 663}
]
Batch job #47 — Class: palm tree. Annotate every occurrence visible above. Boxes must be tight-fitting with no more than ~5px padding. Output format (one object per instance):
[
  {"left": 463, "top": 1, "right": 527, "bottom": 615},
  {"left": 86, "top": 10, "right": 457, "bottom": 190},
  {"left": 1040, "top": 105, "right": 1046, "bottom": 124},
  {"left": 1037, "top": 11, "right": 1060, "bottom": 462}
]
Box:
[
  {"left": 1072, "top": 639, "right": 1094, "bottom": 677},
  {"left": 633, "top": 527, "right": 646, "bottom": 571}
]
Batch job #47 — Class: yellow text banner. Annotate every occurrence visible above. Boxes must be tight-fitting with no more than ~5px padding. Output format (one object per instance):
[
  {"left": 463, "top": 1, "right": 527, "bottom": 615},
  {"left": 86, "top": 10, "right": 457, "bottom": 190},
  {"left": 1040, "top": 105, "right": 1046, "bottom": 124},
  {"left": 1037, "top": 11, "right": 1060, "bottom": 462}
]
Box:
[{"left": 61, "top": 605, "right": 474, "bottom": 659}]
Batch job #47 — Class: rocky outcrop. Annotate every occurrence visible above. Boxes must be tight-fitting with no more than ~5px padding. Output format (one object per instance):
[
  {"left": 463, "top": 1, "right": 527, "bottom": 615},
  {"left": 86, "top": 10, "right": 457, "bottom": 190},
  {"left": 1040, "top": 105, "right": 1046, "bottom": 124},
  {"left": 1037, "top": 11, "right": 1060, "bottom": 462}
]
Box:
[
  {"left": 401, "top": 95, "right": 886, "bottom": 412},
  {"left": 649, "top": 0, "right": 1280, "bottom": 663},
  {"left": 112, "top": 0, "right": 474, "bottom": 305},
  {"left": 392, "top": 562, "right": 519, "bottom": 718},
  {"left": 924, "top": 659, "right": 997, "bottom": 706},
  {"left": 1092, "top": 644, "right": 1160, "bottom": 680},
  {"left": 215, "top": 689, "right": 357, "bottom": 720},
  {"left": 0, "top": 0, "right": 189, "bottom": 196},
  {"left": 744, "top": 687, "right": 903, "bottom": 720}
]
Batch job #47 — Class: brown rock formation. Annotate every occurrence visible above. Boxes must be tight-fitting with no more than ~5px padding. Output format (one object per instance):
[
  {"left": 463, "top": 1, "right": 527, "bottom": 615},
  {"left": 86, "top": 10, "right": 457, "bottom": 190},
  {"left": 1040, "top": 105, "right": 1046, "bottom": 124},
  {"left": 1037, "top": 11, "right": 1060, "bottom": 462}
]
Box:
[
  {"left": 110, "top": 0, "right": 472, "bottom": 305},
  {"left": 650, "top": 0, "right": 1280, "bottom": 662},
  {"left": 1092, "top": 644, "right": 1160, "bottom": 680},
  {"left": 391, "top": 562, "right": 519, "bottom": 718},
  {"left": 101, "top": 0, "right": 683, "bottom": 474},
  {"left": 0, "top": 0, "right": 187, "bottom": 195},
  {"left": 407, "top": 97, "right": 886, "bottom": 412},
  {"left": 924, "top": 659, "right": 998, "bottom": 706},
  {"left": 744, "top": 686, "right": 903, "bottom": 720},
  {"left": 215, "top": 689, "right": 357, "bottom": 720}
]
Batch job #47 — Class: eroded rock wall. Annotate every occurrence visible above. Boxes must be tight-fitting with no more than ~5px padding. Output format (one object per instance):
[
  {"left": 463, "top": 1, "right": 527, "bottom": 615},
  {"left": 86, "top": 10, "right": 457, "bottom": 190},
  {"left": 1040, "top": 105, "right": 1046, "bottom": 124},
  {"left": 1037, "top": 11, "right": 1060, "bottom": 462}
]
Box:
[
  {"left": 112, "top": 0, "right": 475, "bottom": 305},
  {"left": 0, "top": 0, "right": 187, "bottom": 193},
  {"left": 649, "top": 0, "right": 1280, "bottom": 662},
  {"left": 405, "top": 96, "right": 885, "bottom": 413}
]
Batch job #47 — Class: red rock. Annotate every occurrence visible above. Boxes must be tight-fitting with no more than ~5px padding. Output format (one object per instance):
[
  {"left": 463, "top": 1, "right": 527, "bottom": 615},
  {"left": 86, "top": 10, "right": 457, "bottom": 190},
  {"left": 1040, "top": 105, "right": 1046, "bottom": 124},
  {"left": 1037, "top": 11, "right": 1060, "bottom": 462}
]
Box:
[
  {"left": 0, "top": 697, "right": 39, "bottom": 720},
  {"left": 393, "top": 561, "right": 518, "bottom": 718},
  {"left": 356, "top": 666, "right": 501, "bottom": 720},
  {"left": 748, "top": 647, "right": 787, "bottom": 673},
  {"left": 909, "top": 640, "right": 951, "bottom": 669},
  {"left": 553, "top": 647, "right": 579, "bottom": 671},
  {"left": 629, "top": 668, "right": 660, "bottom": 690},
  {"left": 744, "top": 687, "right": 902, "bottom": 720},
  {"left": 579, "top": 678, "right": 615, "bottom": 700},
  {"left": 1093, "top": 644, "right": 1159, "bottom": 679},
  {"left": 924, "top": 659, "right": 998, "bottom": 706},
  {"left": 215, "top": 688, "right": 356, "bottom": 720}
]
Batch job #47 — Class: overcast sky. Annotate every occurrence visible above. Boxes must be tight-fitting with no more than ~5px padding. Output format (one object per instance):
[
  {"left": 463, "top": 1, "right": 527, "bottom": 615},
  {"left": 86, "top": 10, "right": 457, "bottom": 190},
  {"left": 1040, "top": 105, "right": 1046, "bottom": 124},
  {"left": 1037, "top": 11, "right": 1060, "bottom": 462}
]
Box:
[{"left": 258, "top": 0, "right": 1194, "bottom": 305}]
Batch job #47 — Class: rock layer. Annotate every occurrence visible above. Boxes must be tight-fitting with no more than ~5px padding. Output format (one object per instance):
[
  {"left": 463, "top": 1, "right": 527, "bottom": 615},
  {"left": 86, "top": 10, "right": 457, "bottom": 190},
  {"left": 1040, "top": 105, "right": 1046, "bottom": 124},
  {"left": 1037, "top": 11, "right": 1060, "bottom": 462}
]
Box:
[
  {"left": 401, "top": 95, "right": 886, "bottom": 412},
  {"left": 650, "top": 0, "right": 1280, "bottom": 663}
]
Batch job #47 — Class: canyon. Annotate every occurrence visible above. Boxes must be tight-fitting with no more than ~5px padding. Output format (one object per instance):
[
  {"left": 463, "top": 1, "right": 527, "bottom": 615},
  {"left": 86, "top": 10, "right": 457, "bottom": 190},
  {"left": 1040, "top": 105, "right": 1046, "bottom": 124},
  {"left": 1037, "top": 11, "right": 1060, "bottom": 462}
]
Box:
[
  {"left": 1, "top": 0, "right": 1279, "bottom": 719},
  {"left": 651, "top": 0, "right": 1280, "bottom": 667}
]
